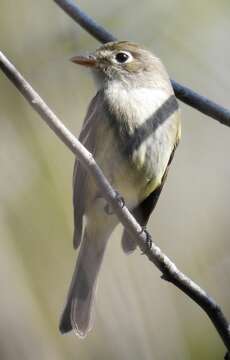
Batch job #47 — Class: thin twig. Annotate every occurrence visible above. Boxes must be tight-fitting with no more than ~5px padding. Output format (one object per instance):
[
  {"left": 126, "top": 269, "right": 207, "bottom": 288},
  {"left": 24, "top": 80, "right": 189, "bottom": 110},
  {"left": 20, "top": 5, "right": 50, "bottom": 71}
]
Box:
[
  {"left": 0, "top": 50, "right": 229, "bottom": 354},
  {"left": 53, "top": 0, "right": 230, "bottom": 128}
]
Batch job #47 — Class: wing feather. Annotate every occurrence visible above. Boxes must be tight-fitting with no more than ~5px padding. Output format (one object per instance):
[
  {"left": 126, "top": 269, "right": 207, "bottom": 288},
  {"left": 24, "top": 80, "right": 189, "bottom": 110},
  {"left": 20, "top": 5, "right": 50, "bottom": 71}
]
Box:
[{"left": 73, "top": 91, "right": 101, "bottom": 249}]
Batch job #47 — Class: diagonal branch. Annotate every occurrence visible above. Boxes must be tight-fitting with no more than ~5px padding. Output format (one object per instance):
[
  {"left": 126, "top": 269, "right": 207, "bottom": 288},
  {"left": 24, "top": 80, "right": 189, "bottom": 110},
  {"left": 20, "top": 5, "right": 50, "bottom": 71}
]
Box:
[
  {"left": 53, "top": 0, "right": 230, "bottom": 128},
  {"left": 0, "top": 50, "right": 230, "bottom": 354}
]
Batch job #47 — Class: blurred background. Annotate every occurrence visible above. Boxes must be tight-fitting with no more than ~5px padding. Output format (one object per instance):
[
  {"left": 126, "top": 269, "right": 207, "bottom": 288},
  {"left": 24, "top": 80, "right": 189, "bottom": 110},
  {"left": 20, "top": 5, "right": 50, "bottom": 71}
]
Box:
[{"left": 0, "top": 0, "right": 230, "bottom": 359}]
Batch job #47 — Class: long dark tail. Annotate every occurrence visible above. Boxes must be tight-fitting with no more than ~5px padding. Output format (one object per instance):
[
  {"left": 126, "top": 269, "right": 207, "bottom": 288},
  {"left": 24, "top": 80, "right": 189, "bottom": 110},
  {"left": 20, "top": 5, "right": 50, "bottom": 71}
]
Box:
[{"left": 59, "top": 228, "right": 109, "bottom": 337}]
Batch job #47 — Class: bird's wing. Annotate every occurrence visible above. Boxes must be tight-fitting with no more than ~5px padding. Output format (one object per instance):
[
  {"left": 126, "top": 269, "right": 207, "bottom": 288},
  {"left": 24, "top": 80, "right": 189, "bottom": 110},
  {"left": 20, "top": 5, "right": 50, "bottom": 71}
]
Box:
[
  {"left": 121, "top": 136, "right": 180, "bottom": 253},
  {"left": 73, "top": 92, "right": 101, "bottom": 249}
]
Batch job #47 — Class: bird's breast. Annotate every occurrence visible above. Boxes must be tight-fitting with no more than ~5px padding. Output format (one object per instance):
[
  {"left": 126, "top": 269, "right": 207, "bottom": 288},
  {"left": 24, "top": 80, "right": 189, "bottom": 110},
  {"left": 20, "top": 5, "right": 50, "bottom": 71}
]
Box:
[
  {"left": 96, "top": 84, "right": 179, "bottom": 207},
  {"left": 105, "top": 83, "right": 171, "bottom": 128}
]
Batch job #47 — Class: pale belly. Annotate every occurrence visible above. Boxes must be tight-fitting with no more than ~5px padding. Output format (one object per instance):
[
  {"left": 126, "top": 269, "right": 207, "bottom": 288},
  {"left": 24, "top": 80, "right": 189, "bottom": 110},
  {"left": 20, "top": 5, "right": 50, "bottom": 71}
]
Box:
[{"left": 93, "top": 114, "right": 177, "bottom": 210}]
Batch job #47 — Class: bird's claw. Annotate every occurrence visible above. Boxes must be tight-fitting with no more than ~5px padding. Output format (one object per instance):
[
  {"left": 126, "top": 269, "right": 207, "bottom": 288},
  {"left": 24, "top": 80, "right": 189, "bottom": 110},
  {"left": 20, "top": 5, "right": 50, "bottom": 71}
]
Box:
[
  {"left": 141, "top": 228, "right": 152, "bottom": 254},
  {"left": 116, "top": 192, "right": 125, "bottom": 208},
  {"left": 104, "top": 191, "right": 125, "bottom": 215}
]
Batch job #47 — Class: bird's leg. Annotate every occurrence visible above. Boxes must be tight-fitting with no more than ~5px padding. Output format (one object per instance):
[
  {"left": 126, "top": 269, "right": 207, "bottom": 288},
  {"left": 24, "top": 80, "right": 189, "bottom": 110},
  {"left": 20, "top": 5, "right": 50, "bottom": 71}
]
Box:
[
  {"left": 141, "top": 228, "right": 152, "bottom": 254},
  {"left": 104, "top": 191, "right": 125, "bottom": 215}
]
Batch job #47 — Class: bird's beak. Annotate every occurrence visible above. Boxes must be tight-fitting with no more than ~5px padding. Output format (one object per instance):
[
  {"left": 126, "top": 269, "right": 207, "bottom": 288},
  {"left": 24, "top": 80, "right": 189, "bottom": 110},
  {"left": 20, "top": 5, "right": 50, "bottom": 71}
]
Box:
[{"left": 70, "top": 55, "right": 97, "bottom": 68}]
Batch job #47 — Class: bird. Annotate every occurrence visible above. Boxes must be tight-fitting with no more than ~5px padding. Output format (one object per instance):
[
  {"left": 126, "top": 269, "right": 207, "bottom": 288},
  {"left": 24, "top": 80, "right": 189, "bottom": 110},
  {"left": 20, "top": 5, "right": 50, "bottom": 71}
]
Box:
[{"left": 59, "top": 41, "right": 181, "bottom": 337}]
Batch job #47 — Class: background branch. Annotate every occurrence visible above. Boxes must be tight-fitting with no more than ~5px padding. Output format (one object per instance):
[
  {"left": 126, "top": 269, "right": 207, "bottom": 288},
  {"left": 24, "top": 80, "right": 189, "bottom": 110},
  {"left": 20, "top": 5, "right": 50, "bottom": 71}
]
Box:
[
  {"left": 0, "top": 50, "right": 230, "bottom": 354},
  {"left": 53, "top": 0, "right": 230, "bottom": 128}
]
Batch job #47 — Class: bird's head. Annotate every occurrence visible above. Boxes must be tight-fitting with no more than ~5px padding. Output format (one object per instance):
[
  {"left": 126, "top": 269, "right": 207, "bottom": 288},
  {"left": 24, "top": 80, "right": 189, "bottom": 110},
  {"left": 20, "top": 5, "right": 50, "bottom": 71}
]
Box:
[{"left": 71, "top": 41, "right": 170, "bottom": 89}]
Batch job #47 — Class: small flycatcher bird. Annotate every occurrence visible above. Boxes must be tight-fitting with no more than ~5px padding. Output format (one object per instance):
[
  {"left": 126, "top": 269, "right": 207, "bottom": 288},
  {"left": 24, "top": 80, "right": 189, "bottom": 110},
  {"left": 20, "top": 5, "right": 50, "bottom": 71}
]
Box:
[{"left": 59, "top": 41, "right": 181, "bottom": 337}]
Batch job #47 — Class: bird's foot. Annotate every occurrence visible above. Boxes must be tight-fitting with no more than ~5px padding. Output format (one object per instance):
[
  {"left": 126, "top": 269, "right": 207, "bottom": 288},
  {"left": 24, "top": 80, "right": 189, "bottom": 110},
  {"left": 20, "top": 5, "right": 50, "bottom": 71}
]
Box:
[
  {"left": 141, "top": 228, "right": 152, "bottom": 254},
  {"left": 104, "top": 191, "right": 125, "bottom": 215}
]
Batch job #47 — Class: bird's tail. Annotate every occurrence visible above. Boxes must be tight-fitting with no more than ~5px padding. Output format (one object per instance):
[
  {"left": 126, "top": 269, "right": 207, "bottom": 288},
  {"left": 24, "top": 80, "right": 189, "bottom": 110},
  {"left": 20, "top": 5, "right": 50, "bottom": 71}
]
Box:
[{"left": 59, "top": 226, "right": 109, "bottom": 337}]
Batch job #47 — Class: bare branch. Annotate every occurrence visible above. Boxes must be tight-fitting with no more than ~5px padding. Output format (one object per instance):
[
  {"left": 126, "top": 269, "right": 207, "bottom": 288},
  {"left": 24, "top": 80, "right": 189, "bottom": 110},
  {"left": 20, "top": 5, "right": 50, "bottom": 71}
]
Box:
[
  {"left": 0, "top": 50, "right": 229, "bottom": 354},
  {"left": 53, "top": 0, "right": 230, "bottom": 128}
]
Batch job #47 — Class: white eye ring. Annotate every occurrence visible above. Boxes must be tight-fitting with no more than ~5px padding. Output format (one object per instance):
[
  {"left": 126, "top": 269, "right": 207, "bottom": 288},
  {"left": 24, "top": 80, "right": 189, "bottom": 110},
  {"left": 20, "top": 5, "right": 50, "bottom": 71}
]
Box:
[{"left": 113, "top": 51, "right": 133, "bottom": 64}]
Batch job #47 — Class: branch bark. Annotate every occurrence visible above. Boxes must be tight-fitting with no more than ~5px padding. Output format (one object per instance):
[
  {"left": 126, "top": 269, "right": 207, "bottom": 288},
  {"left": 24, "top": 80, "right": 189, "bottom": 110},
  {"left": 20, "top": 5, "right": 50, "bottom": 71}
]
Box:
[
  {"left": 53, "top": 0, "right": 230, "bottom": 128},
  {"left": 0, "top": 50, "right": 230, "bottom": 354}
]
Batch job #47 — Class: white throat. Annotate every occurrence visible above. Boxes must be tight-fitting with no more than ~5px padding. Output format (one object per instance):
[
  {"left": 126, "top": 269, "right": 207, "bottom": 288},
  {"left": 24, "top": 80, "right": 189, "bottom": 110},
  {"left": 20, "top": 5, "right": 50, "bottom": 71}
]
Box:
[{"left": 104, "top": 80, "right": 172, "bottom": 130}]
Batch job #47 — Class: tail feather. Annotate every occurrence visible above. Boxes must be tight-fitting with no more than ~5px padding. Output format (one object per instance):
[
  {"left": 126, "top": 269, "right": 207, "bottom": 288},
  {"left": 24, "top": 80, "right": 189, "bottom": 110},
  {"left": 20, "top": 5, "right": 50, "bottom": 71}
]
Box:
[{"left": 59, "top": 228, "right": 108, "bottom": 336}]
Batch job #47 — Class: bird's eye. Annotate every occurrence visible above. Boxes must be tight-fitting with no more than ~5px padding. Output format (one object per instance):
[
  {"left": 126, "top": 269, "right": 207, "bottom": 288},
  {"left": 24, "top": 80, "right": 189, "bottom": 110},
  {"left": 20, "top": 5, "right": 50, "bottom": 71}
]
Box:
[{"left": 114, "top": 51, "right": 132, "bottom": 64}]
